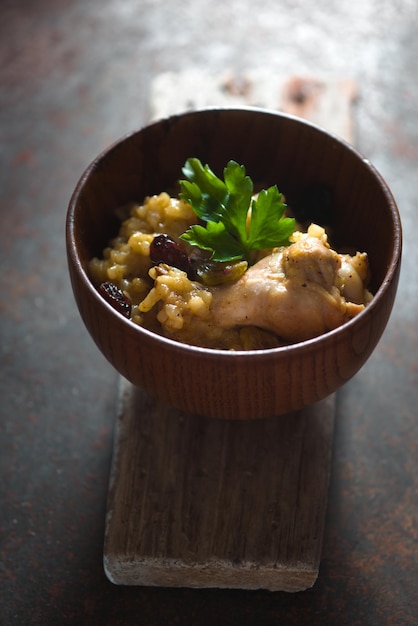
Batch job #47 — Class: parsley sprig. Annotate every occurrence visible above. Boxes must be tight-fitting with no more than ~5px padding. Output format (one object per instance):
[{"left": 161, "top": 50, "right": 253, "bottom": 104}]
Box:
[{"left": 179, "top": 158, "right": 295, "bottom": 263}]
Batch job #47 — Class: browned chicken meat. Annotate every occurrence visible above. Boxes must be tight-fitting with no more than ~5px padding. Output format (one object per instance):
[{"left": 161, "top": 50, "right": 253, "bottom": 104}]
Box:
[
  {"left": 211, "top": 236, "right": 364, "bottom": 342},
  {"left": 138, "top": 224, "right": 372, "bottom": 349}
]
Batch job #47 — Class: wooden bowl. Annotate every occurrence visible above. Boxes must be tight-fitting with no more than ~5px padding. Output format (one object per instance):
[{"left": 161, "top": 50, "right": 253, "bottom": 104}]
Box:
[{"left": 66, "top": 107, "right": 401, "bottom": 419}]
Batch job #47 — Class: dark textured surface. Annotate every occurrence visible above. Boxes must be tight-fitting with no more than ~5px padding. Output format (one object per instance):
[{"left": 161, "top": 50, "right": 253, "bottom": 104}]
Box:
[{"left": 1, "top": 1, "right": 417, "bottom": 624}]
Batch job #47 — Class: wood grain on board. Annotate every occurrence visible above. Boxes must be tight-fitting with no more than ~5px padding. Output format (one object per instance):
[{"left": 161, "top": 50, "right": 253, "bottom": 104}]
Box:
[
  {"left": 150, "top": 71, "right": 357, "bottom": 143},
  {"left": 104, "top": 382, "right": 335, "bottom": 591}
]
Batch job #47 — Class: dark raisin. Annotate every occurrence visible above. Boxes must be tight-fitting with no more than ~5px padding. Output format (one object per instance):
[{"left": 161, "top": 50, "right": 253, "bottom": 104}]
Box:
[
  {"left": 98, "top": 281, "right": 132, "bottom": 318},
  {"left": 150, "top": 234, "right": 194, "bottom": 278}
]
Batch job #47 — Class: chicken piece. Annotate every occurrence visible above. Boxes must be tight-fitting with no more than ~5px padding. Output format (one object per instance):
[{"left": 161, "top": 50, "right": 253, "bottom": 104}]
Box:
[
  {"left": 211, "top": 236, "right": 364, "bottom": 343},
  {"left": 337, "top": 251, "right": 372, "bottom": 305},
  {"left": 139, "top": 230, "right": 369, "bottom": 348}
]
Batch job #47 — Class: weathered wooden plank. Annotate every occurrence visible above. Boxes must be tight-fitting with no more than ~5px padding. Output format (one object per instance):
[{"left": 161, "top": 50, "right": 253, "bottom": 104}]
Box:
[
  {"left": 104, "top": 380, "right": 335, "bottom": 591},
  {"left": 150, "top": 71, "right": 357, "bottom": 143}
]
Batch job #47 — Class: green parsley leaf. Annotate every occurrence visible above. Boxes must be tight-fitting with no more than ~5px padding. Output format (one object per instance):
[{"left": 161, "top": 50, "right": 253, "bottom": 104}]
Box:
[
  {"left": 181, "top": 221, "right": 244, "bottom": 263},
  {"left": 248, "top": 186, "right": 295, "bottom": 250},
  {"left": 179, "top": 158, "right": 295, "bottom": 263},
  {"left": 179, "top": 158, "right": 227, "bottom": 223}
]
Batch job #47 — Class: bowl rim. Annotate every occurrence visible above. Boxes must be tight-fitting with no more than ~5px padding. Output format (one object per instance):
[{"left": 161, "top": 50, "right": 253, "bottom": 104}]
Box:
[{"left": 66, "top": 106, "right": 403, "bottom": 361}]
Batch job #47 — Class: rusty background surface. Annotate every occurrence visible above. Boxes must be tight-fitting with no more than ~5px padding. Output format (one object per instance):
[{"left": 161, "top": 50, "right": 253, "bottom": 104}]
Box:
[{"left": 1, "top": 0, "right": 417, "bottom": 624}]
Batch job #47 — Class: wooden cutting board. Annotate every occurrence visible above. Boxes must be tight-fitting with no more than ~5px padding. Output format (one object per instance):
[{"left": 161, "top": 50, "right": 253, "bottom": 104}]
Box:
[
  {"left": 103, "top": 72, "right": 356, "bottom": 591},
  {"left": 104, "top": 382, "right": 335, "bottom": 591},
  {"left": 150, "top": 71, "right": 357, "bottom": 143}
]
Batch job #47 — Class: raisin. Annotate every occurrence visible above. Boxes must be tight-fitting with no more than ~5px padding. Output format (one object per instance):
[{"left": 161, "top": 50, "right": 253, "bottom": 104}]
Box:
[
  {"left": 98, "top": 281, "right": 132, "bottom": 318},
  {"left": 150, "top": 234, "right": 194, "bottom": 278}
]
